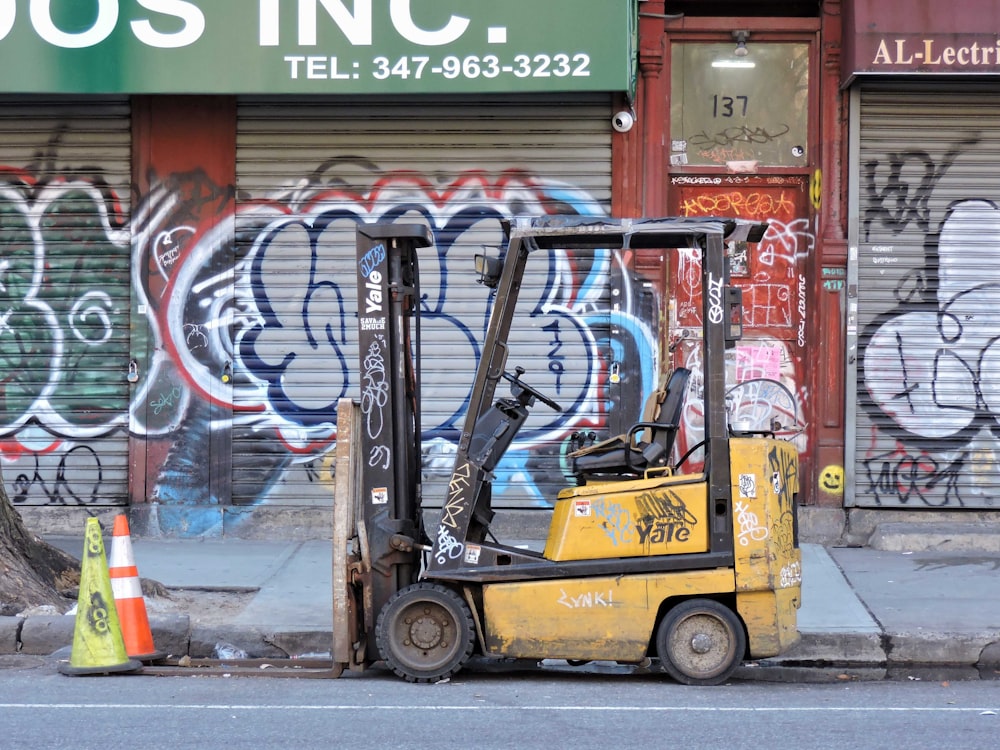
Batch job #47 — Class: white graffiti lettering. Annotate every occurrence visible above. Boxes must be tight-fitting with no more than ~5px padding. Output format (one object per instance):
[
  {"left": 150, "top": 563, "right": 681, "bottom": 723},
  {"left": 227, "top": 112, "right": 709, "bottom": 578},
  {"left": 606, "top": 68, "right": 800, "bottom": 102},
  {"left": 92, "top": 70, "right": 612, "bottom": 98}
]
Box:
[
  {"left": 360, "top": 337, "right": 388, "bottom": 439},
  {"left": 368, "top": 444, "right": 390, "bottom": 469},
  {"left": 435, "top": 525, "right": 464, "bottom": 565},
  {"left": 707, "top": 273, "right": 725, "bottom": 324},
  {"left": 69, "top": 291, "right": 115, "bottom": 344},
  {"left": 797, "top": 273, "right": 807, "bottom": 347},
  {"left": 671, "top": 176, "right": 723, "bottom": 186},
  {"left": 779, "top": 560, "right": 802, "bottom": 588},
  {"left": 734, "top": 499, "right": 768, "bottom": 546},
  {"left": 556, "top": 588, "right": 614, "bottom": 609},
  {"left": 758, "top": 218, "right": 813, "bottom": 268}
]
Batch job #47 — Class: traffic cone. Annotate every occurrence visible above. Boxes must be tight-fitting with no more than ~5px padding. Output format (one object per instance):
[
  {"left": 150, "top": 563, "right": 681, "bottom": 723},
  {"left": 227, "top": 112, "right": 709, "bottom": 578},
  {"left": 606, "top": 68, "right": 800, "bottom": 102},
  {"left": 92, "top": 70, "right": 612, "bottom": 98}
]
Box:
[
  {"left": 59, "top": 517, "right": 142, "bottom": 676},
  {"left": 108, "top": 514, "right": 165, "bottom": 662}
]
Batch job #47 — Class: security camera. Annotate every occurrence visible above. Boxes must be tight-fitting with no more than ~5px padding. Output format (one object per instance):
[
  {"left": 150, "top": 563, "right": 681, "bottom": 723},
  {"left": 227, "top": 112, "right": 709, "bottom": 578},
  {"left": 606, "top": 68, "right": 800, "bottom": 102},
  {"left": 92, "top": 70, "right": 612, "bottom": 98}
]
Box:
[{"left": 612, "top": 111, "right": 634, "bottom": 133}]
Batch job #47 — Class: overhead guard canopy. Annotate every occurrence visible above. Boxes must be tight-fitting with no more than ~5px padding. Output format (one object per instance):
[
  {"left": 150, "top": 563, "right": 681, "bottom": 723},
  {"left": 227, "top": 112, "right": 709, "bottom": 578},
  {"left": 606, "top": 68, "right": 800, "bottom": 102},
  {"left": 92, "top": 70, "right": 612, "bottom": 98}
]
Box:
[{"left": 503, "top": 215, "right": 768, "bottom": 250}]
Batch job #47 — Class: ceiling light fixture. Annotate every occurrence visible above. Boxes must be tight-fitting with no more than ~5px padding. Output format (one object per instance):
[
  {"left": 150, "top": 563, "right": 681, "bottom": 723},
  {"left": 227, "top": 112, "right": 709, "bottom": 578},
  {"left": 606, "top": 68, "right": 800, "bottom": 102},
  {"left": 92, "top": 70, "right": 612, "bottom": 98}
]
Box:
[
  {"left": 712, "top": 30, "right": 755, "bottom": 69},
  {"left": 733, "top": 30, "right": 750, "bottom": 57}
]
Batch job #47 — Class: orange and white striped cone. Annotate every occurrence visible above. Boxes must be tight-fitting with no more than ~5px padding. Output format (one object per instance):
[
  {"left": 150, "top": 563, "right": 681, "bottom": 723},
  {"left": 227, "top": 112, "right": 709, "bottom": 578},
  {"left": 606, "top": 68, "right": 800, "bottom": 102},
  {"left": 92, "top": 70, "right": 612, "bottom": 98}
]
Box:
[{"left": 108, "top": 514, "right": 166, "bottom": 662}]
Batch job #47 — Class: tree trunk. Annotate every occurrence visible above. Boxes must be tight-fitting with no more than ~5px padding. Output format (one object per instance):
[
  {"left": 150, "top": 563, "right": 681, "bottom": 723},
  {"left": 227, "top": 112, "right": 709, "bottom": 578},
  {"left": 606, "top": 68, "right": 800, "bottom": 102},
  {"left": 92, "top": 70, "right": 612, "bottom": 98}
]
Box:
[{"left": 0, "top": 471, "right": 80, "bottom": 616}]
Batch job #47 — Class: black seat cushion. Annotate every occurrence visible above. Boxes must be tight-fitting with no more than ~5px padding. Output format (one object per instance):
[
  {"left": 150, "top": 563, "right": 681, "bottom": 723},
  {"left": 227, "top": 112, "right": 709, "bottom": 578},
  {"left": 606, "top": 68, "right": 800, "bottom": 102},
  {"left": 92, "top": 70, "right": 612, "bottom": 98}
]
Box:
[{"left": 571, "top": 367, "right": 691, "bottom": 479}]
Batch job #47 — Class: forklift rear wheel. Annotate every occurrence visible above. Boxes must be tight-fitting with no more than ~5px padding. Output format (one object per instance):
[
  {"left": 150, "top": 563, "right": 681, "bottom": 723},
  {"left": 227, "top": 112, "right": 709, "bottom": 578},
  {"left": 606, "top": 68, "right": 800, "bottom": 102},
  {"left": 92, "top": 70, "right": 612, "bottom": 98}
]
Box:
[
  {"left": 655, "top": 599, "right": 746, "bottom": 686},
  {"left": 376, "top": 583, "right": 475, "bottom": 683}
]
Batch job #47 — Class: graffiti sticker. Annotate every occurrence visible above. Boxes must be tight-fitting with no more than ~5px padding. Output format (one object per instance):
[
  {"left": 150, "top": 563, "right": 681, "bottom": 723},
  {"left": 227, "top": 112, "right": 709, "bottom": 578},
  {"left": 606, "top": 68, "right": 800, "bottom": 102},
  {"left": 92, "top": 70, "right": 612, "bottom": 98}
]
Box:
[{"left": 738, "top": 473, "right": 758, "bottom": 499}]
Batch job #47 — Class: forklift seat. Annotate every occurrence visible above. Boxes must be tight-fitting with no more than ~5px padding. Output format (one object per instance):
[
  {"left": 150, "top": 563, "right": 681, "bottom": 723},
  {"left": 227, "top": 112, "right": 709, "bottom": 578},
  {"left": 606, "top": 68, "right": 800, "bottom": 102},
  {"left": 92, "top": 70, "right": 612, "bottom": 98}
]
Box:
[{"left": 570, "top": 367, "right": 691, "bottom": 481}]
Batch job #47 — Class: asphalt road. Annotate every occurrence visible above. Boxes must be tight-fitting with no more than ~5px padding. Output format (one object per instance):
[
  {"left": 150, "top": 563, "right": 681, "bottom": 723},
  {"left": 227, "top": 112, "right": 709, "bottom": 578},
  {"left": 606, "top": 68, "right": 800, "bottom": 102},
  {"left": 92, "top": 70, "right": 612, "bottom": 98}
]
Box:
[{"left": 1, "top": 658, "right": 998, "bottom": 750}]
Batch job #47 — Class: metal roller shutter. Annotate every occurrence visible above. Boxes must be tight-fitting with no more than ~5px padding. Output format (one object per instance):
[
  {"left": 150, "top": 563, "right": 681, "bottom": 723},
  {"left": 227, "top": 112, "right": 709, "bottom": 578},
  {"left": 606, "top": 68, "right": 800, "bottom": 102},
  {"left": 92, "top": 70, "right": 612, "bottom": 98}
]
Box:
[
  {"left": 0, "top": 97, "right": 131, "bottom": 506},
  {"left": 850, "top": 83, "right": 1000, "bottom": 508},
  {"left": 233, "top": 94, "right": 614, "bottom": 508}
]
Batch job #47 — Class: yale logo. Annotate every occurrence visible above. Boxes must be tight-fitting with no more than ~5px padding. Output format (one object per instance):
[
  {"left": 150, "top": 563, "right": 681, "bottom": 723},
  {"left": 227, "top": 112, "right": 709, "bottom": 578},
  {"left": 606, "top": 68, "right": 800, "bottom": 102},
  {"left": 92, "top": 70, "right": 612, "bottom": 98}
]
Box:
[
  {"left": 365, "top": 272, "right": 383, "bottom": 314},
  {"left": 360, "top": 241, "right": 386, "bottom": 314}
]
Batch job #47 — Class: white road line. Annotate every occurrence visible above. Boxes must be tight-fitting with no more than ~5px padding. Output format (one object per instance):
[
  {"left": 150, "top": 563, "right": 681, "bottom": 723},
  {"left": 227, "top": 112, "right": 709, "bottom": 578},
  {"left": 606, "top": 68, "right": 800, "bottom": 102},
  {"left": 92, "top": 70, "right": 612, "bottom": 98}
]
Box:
[{"left": 0, "top": 704, "right": 996, "bottom": 713}]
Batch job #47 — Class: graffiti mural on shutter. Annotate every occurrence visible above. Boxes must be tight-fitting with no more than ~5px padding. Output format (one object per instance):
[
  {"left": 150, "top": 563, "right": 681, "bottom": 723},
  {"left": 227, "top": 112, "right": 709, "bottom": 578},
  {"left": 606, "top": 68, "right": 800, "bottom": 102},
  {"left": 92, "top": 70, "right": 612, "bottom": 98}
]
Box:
[
  {"left": 0, "top": 98, "right": 131, "bottom": 507},
  {"left": 852, "top": 84, "right": 1000, "bottom": 508},
  {"left": 227, "top": 95, "right": 653, "bottom": 512}
]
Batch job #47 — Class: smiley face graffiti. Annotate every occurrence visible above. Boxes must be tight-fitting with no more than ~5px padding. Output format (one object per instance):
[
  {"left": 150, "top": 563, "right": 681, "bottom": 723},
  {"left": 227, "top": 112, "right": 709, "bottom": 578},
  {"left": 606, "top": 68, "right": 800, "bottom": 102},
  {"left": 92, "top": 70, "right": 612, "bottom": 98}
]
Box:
[{"left": 819, "top": 464, "right": 845, "bottom": 496}]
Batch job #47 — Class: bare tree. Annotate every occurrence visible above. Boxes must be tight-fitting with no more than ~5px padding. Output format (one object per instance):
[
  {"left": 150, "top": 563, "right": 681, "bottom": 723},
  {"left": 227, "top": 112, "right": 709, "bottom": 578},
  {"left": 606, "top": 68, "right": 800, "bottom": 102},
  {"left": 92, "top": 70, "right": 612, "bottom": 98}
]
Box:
[{"left": 0, "top": 473, "right": 80, "bottom": 616}]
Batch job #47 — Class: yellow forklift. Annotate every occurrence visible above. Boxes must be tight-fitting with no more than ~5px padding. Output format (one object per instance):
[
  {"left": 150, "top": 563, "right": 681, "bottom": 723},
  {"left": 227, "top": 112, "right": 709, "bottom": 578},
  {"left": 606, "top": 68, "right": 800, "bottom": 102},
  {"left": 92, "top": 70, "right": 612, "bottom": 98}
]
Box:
[{"left": 332, "top": 217, "right": 801, "bottom": 685}]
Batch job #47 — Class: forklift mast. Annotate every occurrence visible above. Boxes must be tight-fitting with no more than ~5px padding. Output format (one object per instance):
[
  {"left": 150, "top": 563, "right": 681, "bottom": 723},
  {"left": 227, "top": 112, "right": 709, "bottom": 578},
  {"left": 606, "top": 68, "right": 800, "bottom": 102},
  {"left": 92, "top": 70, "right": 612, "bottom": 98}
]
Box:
[{"left": 352, "top": 223, "right": 433, "bottom": 628}]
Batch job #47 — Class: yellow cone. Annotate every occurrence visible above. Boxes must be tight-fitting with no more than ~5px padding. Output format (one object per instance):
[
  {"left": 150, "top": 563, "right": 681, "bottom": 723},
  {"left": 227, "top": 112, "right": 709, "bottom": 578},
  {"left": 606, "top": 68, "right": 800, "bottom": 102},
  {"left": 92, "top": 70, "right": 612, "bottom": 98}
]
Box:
[{"left": 59, "top": 518, "right": 142, "bottom": 676}]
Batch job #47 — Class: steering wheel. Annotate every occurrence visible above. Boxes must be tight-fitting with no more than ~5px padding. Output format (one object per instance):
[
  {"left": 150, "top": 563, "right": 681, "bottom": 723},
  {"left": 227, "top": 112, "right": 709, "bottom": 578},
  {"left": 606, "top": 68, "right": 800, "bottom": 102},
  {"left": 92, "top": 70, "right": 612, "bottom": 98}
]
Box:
[{"left": 502, "top": 367, "right": 563, "bottom": 412}]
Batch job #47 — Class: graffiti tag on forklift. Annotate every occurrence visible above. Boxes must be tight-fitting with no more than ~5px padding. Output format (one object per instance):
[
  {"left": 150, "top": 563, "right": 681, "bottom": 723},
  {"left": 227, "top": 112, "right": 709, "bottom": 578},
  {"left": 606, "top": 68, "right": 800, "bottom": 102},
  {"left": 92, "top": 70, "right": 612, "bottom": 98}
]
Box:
[
  {"left": 637, "top": 520, "right": 691, "bottom": 545},
  {"left": 739, "top": 473, "right": 757, "bottom": 499},
  {"left": 767, "top": 445, "right": 798, "bottom": 512},
  {"left": 440, "top": 462, "right": 471, "bottom": 529},
  {"left": 780, "top": 560, "right": 802, "bottom": 588},
  {"left": 734, "top": 499, "right": 768, "bottom": 546},
  {"left": 707, "top": 272, "right": 725, "bottom": 323},
  {"left": 361, "top": 337, "right": 389, "bottom": 448},
  {"left": 592, "top": 497, "right": 633, "bottom": 546},
  {"left": 635, "top": 489, "right": 698, "bottom": 546},
  {"left": 557, "top": 588, "right": 614, "bottom": 609},
  {"left": 436, "top": 525, "right": 464, "bottom": 564}
]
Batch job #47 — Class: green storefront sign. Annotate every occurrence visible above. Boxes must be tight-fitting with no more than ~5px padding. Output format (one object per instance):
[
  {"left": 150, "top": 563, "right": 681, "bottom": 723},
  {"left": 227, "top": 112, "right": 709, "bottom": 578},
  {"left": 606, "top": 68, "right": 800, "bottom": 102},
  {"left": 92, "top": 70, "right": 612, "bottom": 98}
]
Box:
[{"left": 0, "top": 0, "right": 636, "bottom": 94}]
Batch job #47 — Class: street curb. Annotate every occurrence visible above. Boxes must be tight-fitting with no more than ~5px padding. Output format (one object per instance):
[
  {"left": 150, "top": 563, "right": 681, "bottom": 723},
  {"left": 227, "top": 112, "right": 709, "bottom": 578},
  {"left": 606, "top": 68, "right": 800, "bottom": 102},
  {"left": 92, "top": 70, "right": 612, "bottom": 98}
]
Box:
[
  {"left": 149, "top": 615, "right": 192, "bottom": 659},
  {"left": 0, "top": 614, "right": 335, "bottom": 661},
  {"left": 18, "top": 615, "right": 74, "bottom": 656},
  {"left": 0, "top": 616, "right": 21, "bottom": 654},
  {"left": 3, "top": 615, "right": 997, "bottom": 673},
  {"left": 187, "top": 624, "right": 332, "bottom": 660},
  {"left": 764, "top": 630, "right": 887, "bottom": 666},
  {"left": 884, "top": 631, "right": 1000, "bottom": 667},
  {"left": 979, "top": 642, "right": 1000, "bottom": 668},
  {"left": 869, "top": 523, "right": 1000, "bottom": 553}
]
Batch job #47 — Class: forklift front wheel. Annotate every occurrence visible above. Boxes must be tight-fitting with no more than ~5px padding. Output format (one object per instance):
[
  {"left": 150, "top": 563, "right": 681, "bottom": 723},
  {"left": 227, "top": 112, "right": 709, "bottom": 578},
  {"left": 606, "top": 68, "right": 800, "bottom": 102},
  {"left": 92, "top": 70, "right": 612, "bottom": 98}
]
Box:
[
  {"left": 375, "top": 583, "right": 475, "bottom": 683},
  {"left": 655, "top": 599, "right": 746, "bottom": 686}
]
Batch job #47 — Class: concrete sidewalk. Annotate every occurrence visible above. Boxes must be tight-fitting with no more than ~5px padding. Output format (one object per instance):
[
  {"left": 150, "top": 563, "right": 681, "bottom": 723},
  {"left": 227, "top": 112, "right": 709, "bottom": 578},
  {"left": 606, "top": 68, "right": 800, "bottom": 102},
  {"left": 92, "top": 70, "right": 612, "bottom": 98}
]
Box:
[{"left": 5, "top": 538, "right": 1000, "bottom": 678}]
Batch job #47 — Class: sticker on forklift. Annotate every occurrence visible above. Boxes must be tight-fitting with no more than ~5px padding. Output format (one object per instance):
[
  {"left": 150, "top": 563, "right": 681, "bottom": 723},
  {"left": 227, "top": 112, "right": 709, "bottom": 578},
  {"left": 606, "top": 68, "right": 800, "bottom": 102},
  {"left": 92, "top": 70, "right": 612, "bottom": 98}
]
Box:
[
  {"left": 371, "top": 487, "right": 388, "bottom": 505},
  {"left": 574, "top": 500, "right": 591, "bottom": 517},
  {"left": 780, "top": 560, "right": 802, "bottom": 587},
  {"left": 464, "top": 544, "right": 481, "bottom": 564},
  {"left": 738, "top": 474, "right": 757, "bottom": 499}
]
